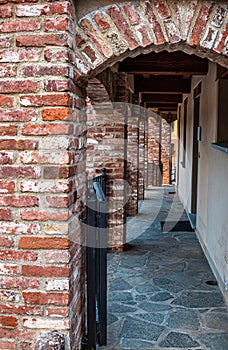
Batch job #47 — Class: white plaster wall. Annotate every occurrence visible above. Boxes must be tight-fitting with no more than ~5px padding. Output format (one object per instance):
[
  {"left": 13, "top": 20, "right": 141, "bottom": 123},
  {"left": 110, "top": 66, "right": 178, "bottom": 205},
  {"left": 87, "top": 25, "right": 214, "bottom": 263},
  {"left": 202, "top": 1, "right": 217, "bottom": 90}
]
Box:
[{"left": 178, "top": 62, "right": 228, "bottom": 301}]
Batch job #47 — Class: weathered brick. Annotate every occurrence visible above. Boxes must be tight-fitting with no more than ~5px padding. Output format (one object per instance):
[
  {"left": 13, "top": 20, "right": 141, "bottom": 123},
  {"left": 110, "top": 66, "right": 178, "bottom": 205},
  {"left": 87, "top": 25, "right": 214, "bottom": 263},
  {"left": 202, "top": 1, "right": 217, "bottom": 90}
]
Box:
[
  {"left": 44, "top": 251, "right": 69, "bottom": 263},
  {"left": 0, "top": 19, "right": 40, "bottom": 33},
  {"left": 44, "top": 18, "right": 68, "bottom": 32},
  {"left": 0, "top": 36, "right": 13, "bottom": 48},
  {"left": 16, "top": 34, "right": 69, "bottom": 47},
  {"left": 0, "top": 222, "right": 40, "bottom": 235},
  {"left": 20, "top": 94, "right": 71, "bottom": 107},
  {"left": 0, "top": 276, "right": 39, "bottom": 289},
  {"left": 137, "top": 24, "right": 153, "bottom": 47},
  {"left": 46, "top": 279, "right": 69, "bottom": 291},
  {"left": 0, "top": 341, "right": 16, "bottom": 350},
  {"left": 0, "top": 195, "right": 38, "bottom": 207},
  {"left": 46, "top": 307, "right": 69, "bottom": 318},
  {"left": 0, "top": 250, "right": 38, "bottom": 261},
  {"left": 0, "top": 81, "right": 38, "bottom": 93},
  {"left": 22, "top": 124, "right": 71, "bottom": 137},
  {"left": 0, "top": 64, "right": 17, "bottom": 77},
  {"left": 0, "top": 49, "right": 41, "bottom": 62},
  {"left": 23, "top": 317, "right": 69, "bottom": 330},
  {"left": 20, "top": 180, "right": 71, "bottom": 193},
  {"left": 144, "top": 1, "right": 166, "bottom": 45},
  {"left": 43, "top": 79, "right": 69, "bottom": 92},
  {"left": 44, "top": 48, "right": 71, "bottom": 63},
  {"left": 22, "top": 65, "right": 69, "bottom": 77},
  {"left": 107, "top": 6, "right": 138, "bottom": 50},
  {"left": 0, "top": 303, "right": 43, "bottom": 316},
  {"left": 0, "top": 209, "right": 12, "bottom": 221},
  {"left": 19, "top": 237, "right": 69, "bottom": 249},
  {"left": 45, "top": 223, "right": 68, "bottom": 235},
  {"left": 0, "top": 328, "right": 38, "bottom": 341},
  {"left": 20, "top": 151, "right": 70, "bottom": 165},
  {"left": 0, "top": 110, "right": 37, "bottom": 122},
  {"left": 20, "top": 209, "right": 69, "bottom": 221},
  {"left": 16, "top": 3, "right": 69, "bottom": 17},
  {"left": 0, "top": 5, "right": 13, "bottom": 18},
  {"left": 123, "top": 3, "right": 141, "bottom": 25},
  {"left": 0, "top": 139, "right": 38, "bottom": 150},
  {"left": 165, "top": 19, "right": 181, "bottom": 44},
  {"left": 93, "top": 12, "right": 111, "bottom": 32},
  {"left": 43, "top": 166, "right": 71, "bottom": 179},
  {"left": 153, "top": 0, "right": 171, "bottom": 19},
  {"left": 0, "top": 166, "right": 40, "bottom": 179},
  {"left": 0, "top": 95, "right": 14, "bottom": 107},
  {"left": 0, "top": 316, "right": 18, "bottom": 327},
  {"left": 0, "top": 125, "right": 17, "bottom": 136},
  {"left": 0, "top": 263, "right": 18, "bottom": 275},
  {"left": 0, "top": 236, "right": 13, "bottom": 247},
  {"left": 23, "top": 292, "right": 69, "bottom": 305},
  {"left": 42, "top": 107, "right": 69, "bottom": 121},
  {"left": 46, "top": 195, "right": 71, "bottom": 208},
  {"left": 0, "top": 152, "right": 14, "bottom": 164},
  {"left": 189, "top": 3, "right": 213, "bottom": 46},
  {"left": 213, "top": 23, "right": 228, "bottom": 54},
  {"left": 0, "top": 290, "right": 20, "bottom": 303}
]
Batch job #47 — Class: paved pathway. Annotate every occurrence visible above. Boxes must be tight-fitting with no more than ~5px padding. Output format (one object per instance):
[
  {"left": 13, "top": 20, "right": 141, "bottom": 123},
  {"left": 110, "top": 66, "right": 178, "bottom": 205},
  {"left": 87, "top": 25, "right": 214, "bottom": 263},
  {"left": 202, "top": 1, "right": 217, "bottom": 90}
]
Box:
[{"left": 100, "top": 187, "right": 228, "bottom": 350}]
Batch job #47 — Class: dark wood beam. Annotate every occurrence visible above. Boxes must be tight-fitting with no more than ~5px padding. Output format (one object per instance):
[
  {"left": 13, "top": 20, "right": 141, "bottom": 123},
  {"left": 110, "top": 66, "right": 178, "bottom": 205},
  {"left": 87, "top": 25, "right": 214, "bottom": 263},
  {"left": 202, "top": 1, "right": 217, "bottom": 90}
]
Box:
[
  {"left": 217, "top": 64, "right": 228, "bottom": 79},
  {"left": 119, "top": 51, "right": 208, "bottom": 75},
  {"left": 135, "top": 75, "right": 191, "bottom": 93},
  {"left": 142, "top": 93, "right": 182, "bottom": 103},
  {"left": 145, "top": 102, "right": 178, "bottom": 109}
]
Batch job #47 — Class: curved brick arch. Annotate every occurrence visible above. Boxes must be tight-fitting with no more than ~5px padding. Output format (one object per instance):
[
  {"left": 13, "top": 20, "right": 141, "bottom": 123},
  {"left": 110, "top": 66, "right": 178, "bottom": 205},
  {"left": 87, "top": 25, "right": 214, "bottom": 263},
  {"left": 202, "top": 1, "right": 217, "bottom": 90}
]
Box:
[{"left": 75, "top": 0, "right": 228, "bottom": 78}]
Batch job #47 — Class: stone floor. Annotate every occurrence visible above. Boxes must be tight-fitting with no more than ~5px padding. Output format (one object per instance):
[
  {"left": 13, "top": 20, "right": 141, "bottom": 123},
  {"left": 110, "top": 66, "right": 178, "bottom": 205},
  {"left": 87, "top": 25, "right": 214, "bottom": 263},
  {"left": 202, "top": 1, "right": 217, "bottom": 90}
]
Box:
[{"left": 100, "top": 187, "right": 228, "bottom": 350}]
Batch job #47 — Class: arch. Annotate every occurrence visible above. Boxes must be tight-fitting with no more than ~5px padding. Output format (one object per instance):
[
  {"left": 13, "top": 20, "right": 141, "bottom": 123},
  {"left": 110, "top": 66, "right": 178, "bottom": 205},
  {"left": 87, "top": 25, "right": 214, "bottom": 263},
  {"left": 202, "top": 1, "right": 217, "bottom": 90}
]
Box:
[{"left": 75, "top": 0, "right": 228, "bottom": 79}]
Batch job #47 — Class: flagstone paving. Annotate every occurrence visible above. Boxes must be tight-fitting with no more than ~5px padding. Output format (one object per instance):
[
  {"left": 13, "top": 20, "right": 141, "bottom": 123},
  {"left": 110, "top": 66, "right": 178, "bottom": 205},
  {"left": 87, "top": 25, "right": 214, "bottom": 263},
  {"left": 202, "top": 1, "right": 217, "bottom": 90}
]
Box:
[{"left": 99, "top": 187, "right": 228, "bottom": 350}]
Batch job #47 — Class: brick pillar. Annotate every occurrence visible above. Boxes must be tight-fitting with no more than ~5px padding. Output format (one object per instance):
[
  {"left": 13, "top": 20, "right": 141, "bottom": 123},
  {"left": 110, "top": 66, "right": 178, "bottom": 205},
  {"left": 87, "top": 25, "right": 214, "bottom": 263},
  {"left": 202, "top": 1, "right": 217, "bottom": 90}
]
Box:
[
  {"left": 0, "top": 1, "right": 86, "bottom": 348},
  {"left": 161, "top": 118, "right": 171, "bottom": 184},
  {"left": 86, "top": 77, "right": 127, "bottom": 249},
  {"left": 147, "top": 113, "right": 161, "bottom": 187},
  {"left": 138, "top": 110, "right": 146, "bottom": 200}
]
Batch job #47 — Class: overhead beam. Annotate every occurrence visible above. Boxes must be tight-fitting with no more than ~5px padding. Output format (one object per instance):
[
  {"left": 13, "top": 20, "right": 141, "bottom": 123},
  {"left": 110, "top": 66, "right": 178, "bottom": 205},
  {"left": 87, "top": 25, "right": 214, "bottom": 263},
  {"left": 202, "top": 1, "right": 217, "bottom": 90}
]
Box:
[
  {"left": 142, "top": 93, "right": 182, "bottom": 103},
  {"left": 135, "top": 75, "right": 191, "bottom": 94},
  {"left": 145, "top": 102, "right": 178, "bottom": 109},
  {"left": 119, "top": 51, "right": 208, "bottom": 75}
]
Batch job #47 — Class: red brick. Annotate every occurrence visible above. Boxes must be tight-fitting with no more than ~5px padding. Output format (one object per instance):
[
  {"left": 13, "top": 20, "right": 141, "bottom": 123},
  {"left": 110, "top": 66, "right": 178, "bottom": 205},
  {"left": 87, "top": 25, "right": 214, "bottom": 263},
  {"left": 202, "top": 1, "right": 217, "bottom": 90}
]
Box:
[
  {"left": 0, "top": 110, "right": 37, "bottom": 122},
  {"left": 0, "top": 303, "right": 43, "bottom": 316},
  {"left": 0, "top": 81, "right": 38, "bottom": 93},
  {"left": 43, "top": 166, "right": 71, "bottom": 179},
  {"left": 189, "top": 3, "right": 213, "bottom": 46},
  {"left": 20, "top": 180, "right": 71, "bottom": 194},
  {"left": 0, "top": 95, "right": 13, "bottom": 107},
  {"left": 0, "top": 249, "right": 37, "bottom": 261},
  {"left": 20, "top": 94, "right": 71, "bottom": 107},
  {"left": 16, "top": 34, "right": 69, "bottom": 47},
  {"left": 0, "top": 64, "right": 17, "bottom": 77},
  {"left": 107, "top": 6, "right": 138, "bottom": 50},
  {"left": 46, "top": 306, "right": 69, "bottom": 318},
  {"left": 138, "top": 25, "right": 153, "bottom": 47},
  {"left": 0, "top": 152, "right": 14, "bottom": 164},
  {"left": 0, "top": 328, "right": 38, "bottom": 341},
  {"left": 0, "top": 222, "right": 40, "bottom": 235},
  {"left": 0, "top": 262, "right": 18, "bottom": 275},
  {"left": 23, "top": 292, "right": 69, "bottom": 305},
  {"left": 22, "top": 65, "right": 69, "bottom": 77},
  {"left": 214, "top": 23, "right": 228, "bottom": 54},
  {"left": 0, "top": 181, "right": 15, "bottom": 193},
  {"left": 0, "top": 276, "right": 39, "bottom": 289},
  {"left": 44, "top": 48, "right": 71, "bottom": 63},
  {"left": 44, "top": 17, "right": 68, "bottom": 32},
  {"left": 144, "top": 1, "right": 166, "bottom": 45},
  {"left": 0, "top": 236, "right": 13, "bottom": 247},
  {"left": 93, "top": 12, "right": 111, "bottom": 32},
  {"left": 0, "top": 36, "right": 13, "bottom": 48},
  {"left": 123, "top": 3, "right": 141, "bottom": 25},
  {"left": 44, "top": 251, "right": 69, "bottom": 264},
  {"left": 0, "top": 5, "right": 12, "bottom": 18},
  {"left": 42, "top": 107, "right": 69, "bottom": 121},
  {"left": 22, "top": 265, "right": 69, "bottom": 277},
  {"left": 20, "top": 209, "right": 69, "bottom": 221},
  {"left": 0, "top": 166, "right": 39, "bottom": 179},
  {"left": 0, "top": 316, "right": 18, "bottom": 327},
  {"left": 22, "top": 123, "right": 70, "bottom": 136},
  {"left": 16, "top": 3, "right": 69, "bottom": 17},
  {"left": 0, "top": 195, "right": 38, "bottom": 207},
  {"left": 43, "top": 79, "right": 69, "bottom": 92},
  {"left": 0, "top": 49, "right": 41, "bottom": 62},
  {"left": 153, "top": 0, "right": 171, "bottom": 19},
  {"left": 0, "top": 19, "right": 40, "bottom": 33},
  {"left": 0, "top": 180, "right": 15, "bottom": 193},
  {"left": 0, "top": 209, "right": 12, "bottom": 221},
  {"left": 0, "top": 341, "right": 16, "bottom": 350},
  {"left": 0, "top": 139, "right": 38, "bottom": 150},
  {"left": 46, "top": 195, "right": 70, "bottom": 208},
  {"left": 19, "top": 237, "right": 69, "bottom": 249},
  {"left": 0, "top": 125, "right": 17, "bottom": 136}
]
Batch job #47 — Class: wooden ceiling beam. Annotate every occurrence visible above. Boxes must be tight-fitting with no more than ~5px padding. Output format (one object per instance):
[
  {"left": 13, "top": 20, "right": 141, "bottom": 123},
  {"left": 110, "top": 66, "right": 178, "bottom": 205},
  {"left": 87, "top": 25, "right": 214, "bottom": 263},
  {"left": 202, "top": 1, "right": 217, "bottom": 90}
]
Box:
[
  {"left": 119, "top": 51, "right": 208, "bottom": 75},
  {"left": 145, "top": 102, "right": 178, "bottom": 109},
  {"left": 135, "top": 75, "right": 191, "bottom": 93},
  {"left": 142, "top": 93, "right": 182, "bottom": 103}
]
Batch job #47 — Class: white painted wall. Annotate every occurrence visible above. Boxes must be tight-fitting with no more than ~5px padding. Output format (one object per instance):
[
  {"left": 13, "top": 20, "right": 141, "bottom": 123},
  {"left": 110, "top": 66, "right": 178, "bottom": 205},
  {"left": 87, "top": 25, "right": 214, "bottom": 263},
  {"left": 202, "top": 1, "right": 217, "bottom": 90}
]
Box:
[{"left": 178, "top": 62, "right": 228, "bottom": 302}]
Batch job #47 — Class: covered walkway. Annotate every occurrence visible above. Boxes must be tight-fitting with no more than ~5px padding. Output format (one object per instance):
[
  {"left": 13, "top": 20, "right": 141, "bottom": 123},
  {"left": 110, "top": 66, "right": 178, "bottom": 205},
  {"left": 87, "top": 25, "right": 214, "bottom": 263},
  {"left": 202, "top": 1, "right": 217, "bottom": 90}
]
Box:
[{"left": 101, "top": 188, "right": 228, "bottom": 350}]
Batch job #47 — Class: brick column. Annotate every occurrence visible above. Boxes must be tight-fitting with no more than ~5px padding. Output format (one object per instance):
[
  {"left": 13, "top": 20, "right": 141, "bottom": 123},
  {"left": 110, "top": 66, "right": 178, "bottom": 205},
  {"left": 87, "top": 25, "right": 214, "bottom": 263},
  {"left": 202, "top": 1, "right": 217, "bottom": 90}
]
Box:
[
  {"left": 161, "top": 118, "right": 171, "bottom": 184},
  {"left": 138, "top": 110, "right": 146, "bottom": 200},
  {"left": 0, "top": 1, "right": 86, "bottom": 348}
]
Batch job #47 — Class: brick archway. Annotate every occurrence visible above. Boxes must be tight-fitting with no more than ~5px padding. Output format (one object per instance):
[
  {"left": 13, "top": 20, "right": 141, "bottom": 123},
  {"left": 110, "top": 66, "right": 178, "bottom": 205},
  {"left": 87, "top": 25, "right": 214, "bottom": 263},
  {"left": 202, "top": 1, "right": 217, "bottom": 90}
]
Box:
[{"left": 75, "top": 1, "right": 228, "bottom": 79}]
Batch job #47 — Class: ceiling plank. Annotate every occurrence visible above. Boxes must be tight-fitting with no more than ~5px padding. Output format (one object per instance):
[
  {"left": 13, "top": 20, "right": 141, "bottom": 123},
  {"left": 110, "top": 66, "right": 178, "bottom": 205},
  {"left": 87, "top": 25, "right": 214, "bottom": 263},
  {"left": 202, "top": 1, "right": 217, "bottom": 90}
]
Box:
[
  {"left": 119, "top": 51, "right": 208, "bottom": 75},
  {"left": 142, "top": 93, "right": 182, "bottom": 103},
  {"left": 145, "top": 102, "right": 178, "bottom": 109},
  {"left": 135, "top": 75, "right": 191, "bottom": 93}
]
